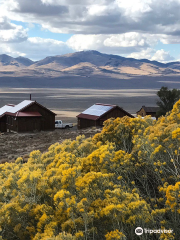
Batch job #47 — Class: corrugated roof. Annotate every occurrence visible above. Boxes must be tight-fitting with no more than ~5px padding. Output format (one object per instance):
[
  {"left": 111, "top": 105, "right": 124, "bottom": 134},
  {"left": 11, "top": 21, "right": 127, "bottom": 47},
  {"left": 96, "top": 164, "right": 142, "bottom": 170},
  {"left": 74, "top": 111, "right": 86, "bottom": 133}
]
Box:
[
  {"left": 77, "top": 103, "right": 134, "bottom": 120},
  {"left": 0, "top": 100, "right": 56, "bottom": 119},
  {"left": 0, "top": 100, "right": 34, "bottom": 117},
  {"left": 8, "top": 100, "right": 34, "bottom": 113},
  {"left": 82, "top": 104, "right": 114, "bottom": 117},
  {"left": 0, "top": 105, "right": 13, "bottom": 117}
]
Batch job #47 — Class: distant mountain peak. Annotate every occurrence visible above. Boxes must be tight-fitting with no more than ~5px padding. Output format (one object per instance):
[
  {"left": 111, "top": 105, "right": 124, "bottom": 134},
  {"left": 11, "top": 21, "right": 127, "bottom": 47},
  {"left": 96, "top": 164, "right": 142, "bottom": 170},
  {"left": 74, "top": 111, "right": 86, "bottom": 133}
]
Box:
[
  {"left": 16, "top": 56, "right": 28, "bottom": 60},
  {"left": 0, "top": 54, "right": 33, "bottom": 67},
  {"left": 0, "top": 51, "right": 180, "bottom": 78},
  {"left": 84, "top": 50, "right": 101, "bottom": 53},
  {"left": 0, "top": 54, "right": 13, "bottom": 60},
  {"left": 15, "top": 56, "right": 34, "bottom": 66}
]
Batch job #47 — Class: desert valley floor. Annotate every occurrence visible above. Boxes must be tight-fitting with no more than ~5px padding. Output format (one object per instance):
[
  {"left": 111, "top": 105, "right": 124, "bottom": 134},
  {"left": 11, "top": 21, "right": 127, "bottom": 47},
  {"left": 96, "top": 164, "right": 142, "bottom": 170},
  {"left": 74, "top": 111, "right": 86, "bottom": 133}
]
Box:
[
  {"left": 0, "top": 74, "right": 180, "bottom": 162},
  {"left": 0, "top": 75, "right": 180, "bottom": 123}
]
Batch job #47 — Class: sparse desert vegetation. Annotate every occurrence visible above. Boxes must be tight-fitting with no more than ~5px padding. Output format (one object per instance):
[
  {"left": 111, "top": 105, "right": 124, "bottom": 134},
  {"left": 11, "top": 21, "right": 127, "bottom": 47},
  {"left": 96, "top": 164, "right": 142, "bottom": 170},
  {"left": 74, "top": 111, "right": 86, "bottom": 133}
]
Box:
[{"left": 0, "top": 128, "right": 101, "bottom": 163}]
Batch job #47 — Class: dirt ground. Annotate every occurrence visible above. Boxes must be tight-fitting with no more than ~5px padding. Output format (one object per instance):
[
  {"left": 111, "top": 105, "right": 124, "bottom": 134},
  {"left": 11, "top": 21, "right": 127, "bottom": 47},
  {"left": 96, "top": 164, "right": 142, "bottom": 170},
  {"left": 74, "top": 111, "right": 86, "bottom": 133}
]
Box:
[{"left": 0, "top": 127, "right": 101, "bottom": 163}]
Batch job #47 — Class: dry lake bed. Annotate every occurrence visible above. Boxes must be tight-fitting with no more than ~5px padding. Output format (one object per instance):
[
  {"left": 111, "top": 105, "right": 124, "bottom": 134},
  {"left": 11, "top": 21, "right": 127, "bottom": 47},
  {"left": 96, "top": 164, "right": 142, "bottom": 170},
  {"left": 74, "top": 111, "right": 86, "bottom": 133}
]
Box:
[
  {"left": 1, "top": 74, "right": 180, "bottom": 123},
  {"left": 0, "top": 87, "right": 159, "bottom": 123}
]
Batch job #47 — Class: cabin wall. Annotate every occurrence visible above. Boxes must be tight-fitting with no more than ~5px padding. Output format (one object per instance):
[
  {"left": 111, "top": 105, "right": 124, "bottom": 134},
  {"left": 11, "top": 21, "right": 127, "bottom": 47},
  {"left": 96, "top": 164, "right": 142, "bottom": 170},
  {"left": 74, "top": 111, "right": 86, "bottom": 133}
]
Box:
[
  {"left": 0, "top": 116, "right": 7, "bottom": 132},
  {"left": 137, "top": 108, "right": 157, "bottom": 118},
  {"left": 97, "top": 107, "right": 132, "bottom": 126},
  {"left": 6, "top": 116, "right": 41, "bottom": 132},
  {"left": 23, "top": 103, "right": 55, "bottom": 130},
  {"left": 77, "top": 118, "right": 96, "bottom": 129},
  {"left": 6, "top": 116, "right": 17, "bottom": 132},
  {"left": 17, "top": 117, "right": 41, "bottom": 132},
  {"left": 137, "top": 108, "right": 146, "bottom": 117},
  {"left": 101, "top": 107, "right": 129, "bottom": 120}
]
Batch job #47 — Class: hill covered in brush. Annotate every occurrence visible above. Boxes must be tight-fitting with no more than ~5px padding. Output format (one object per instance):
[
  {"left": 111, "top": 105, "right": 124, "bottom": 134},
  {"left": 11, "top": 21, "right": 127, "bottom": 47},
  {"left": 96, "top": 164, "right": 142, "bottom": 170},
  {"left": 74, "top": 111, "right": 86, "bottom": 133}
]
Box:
[{"left": 1, "top": 101, "right": 180, "bottom": 239}]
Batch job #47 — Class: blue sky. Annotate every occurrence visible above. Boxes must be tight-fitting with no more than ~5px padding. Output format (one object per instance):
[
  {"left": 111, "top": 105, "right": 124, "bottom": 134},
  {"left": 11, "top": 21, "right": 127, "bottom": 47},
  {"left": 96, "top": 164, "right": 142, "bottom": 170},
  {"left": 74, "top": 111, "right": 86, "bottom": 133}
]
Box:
[
  {"left": 1, "top": 0, "right": 180, "bottom": 62},
  {"left": 12, "top": 21, "right": 73, "bottom": 42}
]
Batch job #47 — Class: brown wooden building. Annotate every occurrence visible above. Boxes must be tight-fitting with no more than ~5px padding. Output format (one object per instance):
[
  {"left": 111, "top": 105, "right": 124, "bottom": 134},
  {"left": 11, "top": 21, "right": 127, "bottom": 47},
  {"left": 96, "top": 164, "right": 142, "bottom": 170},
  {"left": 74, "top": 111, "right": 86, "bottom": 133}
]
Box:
[
  {"left": 136, "top": 106, "right": 159, "bottom": 118},
  {"left": 0, "top": 100, "right": 56, "bottom": 132},
  {"left": 77, "top": 103, "right": 134, "bottom": 129}
]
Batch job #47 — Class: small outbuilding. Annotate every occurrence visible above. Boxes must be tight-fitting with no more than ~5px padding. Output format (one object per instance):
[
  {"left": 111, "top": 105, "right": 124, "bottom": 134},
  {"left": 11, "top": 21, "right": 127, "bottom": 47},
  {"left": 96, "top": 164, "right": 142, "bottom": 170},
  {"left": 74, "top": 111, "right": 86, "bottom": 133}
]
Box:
[
  {"left": 136, "top": 106, "right": 159, "bottom": 118},
  {"left": 0, "top": 100, "right": 56, "bottom": 132},
  {"left": 76, "top": 103, "right": 134, "bottom": 129}
]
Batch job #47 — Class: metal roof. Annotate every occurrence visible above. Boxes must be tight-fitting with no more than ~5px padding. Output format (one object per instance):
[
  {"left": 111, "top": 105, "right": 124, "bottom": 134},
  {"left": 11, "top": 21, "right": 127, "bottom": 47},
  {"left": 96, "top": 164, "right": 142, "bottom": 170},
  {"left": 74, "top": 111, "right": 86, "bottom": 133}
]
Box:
[
  {"left": 0, "top": 100, "right": 34, "bottom": 117},
  {"left": 77, "top": 103, "right": 134, "bottom": 120},
  {"left": 0, "top": 100, "right": 56, "bottom": 119},
  {"left": 8, "top": 100, "right": 34, "bottom": 113},
  {"left": 0, "top": 105, "right": 13, "bottom": 117},
  {"left": 82, "top": 104, "right": 114, "bottom": 117}
]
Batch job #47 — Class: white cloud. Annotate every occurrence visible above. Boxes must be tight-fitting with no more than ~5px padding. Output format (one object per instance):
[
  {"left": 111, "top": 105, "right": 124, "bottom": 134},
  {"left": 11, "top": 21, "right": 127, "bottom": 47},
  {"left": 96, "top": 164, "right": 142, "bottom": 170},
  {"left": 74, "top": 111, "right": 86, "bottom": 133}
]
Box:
[
  {"left": 127, "top": 48, "right": 155, "bottom": 59},
  {"left": 67, "top": 33, "right": 160, "bottom": 56},
  {"left": 127, "top": 48, "right": 175, "bottom": 62},
  {"left": 41, "top": 0, "right": 113, "bottom": 6},
  {"left": 0, "top": 16, "right": 14, "bottom": 29},
  {"left": 0, "top": 33, "right": 174, "bottom": 61},
  {"left": 103, "top": 33, "right": 157, "bottom": 47},
  {"left": 0, "top": 16, "right": 28, "bottom": 43},
  {"left": 0, "top": 43, "right": 26, "bottom": 57},
  {"left": 88, "top": 5, "right": 107, "bottom": 16},
  {"left": 160, "top": 35, "right": 180, "bottom": 44},
  {"left": 67, "top": 35, "right": 104, "bottom": 51},
  {"left": 115, "top": 0, "right": 152, "bottom": 17},
  {"left": 0, "top": 25, "right": 27, "bottom": 43},
  {"left": 0, "top": 33, "right": 152, "bottom": 60},
  {"left": 3, "top": 37, "right": 73, "bottom": 60},
  {"left": 151, "top": 49, "right": 174, "bottom": 62},
  {"left": 0, "top": 0, "right": 180, "bottom": 61},
  {"left": 1, "top": 0, "right": 180, "bottom": 35}
]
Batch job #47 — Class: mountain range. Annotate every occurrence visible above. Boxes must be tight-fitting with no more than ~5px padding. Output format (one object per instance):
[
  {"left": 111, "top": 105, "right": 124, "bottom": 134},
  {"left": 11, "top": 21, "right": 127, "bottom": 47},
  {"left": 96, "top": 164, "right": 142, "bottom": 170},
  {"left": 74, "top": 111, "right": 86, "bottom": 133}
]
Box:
[{"left": 1, "top": 50, "right": 180, "bottom": 78}]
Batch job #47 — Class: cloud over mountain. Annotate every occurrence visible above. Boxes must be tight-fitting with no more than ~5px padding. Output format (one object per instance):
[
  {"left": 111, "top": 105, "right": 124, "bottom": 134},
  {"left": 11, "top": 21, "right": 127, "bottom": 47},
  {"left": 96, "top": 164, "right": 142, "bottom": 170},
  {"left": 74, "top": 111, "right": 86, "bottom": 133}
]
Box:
[{"left": 0, "top": 0, "right": 179, "bottom": 61}]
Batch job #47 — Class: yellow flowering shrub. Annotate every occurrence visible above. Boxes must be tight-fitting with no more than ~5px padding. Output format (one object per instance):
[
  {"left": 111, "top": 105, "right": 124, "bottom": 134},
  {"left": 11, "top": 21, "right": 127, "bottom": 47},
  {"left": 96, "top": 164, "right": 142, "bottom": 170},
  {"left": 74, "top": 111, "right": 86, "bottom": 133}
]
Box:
[
  {"left": 105, "top": 230, "right": 126, "bottom": 240},
  {"left": 2, "top": 101, "right": 180, "bottom": 239}
]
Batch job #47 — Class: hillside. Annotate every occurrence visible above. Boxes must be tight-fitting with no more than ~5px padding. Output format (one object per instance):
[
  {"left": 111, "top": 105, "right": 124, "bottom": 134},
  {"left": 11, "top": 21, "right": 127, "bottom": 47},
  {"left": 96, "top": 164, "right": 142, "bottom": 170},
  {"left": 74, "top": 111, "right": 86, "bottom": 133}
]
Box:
[
  {"left": 1, "top": 103, "right": 180, "bottom": 239},
  {"left": 0, "top": 50, "right": 180, "bottom": 78}
]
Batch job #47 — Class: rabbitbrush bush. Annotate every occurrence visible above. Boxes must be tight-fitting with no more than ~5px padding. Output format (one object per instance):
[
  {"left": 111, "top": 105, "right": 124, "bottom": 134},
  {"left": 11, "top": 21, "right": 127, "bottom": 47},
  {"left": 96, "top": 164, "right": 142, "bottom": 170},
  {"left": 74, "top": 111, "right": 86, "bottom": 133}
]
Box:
[{"left": 2, "top": 101, "right": 180, "bottom": 239}]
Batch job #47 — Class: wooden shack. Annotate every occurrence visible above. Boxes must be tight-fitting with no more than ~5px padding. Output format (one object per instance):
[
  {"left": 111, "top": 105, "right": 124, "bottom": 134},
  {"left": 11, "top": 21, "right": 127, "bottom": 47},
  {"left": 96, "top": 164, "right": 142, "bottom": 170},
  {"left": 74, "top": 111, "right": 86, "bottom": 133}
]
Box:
[
  {"left": 136, "top": 106, "right": 159, "bottom": 118},
  {"left": 0, "top": 100, "right": 56, "bottom": 132},
  {"left": 77, "top": 103, "right": 134, "bottom": 129}
]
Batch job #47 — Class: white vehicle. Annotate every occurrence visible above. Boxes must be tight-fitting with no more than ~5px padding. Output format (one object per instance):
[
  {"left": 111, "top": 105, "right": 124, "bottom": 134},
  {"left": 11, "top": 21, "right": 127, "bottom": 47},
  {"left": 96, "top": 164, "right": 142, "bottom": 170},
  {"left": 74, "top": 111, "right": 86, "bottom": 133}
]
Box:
[{"left": 55, "top": 120, "right": 73, "bottom": 129}]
